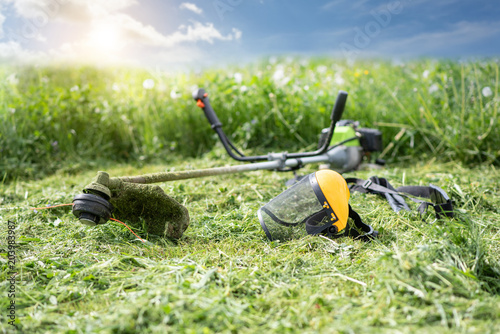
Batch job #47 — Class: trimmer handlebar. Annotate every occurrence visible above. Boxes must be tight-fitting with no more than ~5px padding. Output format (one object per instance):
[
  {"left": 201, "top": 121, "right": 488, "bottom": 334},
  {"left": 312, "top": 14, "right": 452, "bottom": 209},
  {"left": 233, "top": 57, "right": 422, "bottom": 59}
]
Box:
[
  {"left": 193, "top": 88, "right": 349, "bottom": 164},
  {"left": 193, "top": 89, "right": 222, "bottom": 129},
  {"left": 331, "top": 91, "right": 347, "bottom": 123}
]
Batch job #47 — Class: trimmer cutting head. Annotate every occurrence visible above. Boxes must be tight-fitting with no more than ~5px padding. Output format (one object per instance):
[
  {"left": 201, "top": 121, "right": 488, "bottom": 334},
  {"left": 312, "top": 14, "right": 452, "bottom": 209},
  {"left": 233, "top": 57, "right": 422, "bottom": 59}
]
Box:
[
  {"left": 72, "top": 193, "right": 113, "bottom": 226},
  {"left": 72, "top": 171, "right": 190, "bottom": 239}
]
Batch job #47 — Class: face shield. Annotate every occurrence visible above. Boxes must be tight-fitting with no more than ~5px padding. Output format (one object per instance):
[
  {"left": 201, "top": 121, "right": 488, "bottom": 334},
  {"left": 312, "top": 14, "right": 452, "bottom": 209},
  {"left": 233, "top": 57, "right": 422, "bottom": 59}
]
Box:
[{"left": 258, "top": 170, "right": 351, "bottom": 241}]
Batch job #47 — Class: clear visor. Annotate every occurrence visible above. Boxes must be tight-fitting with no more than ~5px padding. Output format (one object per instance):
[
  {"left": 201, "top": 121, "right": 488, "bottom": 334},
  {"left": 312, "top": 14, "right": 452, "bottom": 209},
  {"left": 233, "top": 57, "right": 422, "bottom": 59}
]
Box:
[{"left": 258, "top": 174, "right": 331, "bottom": 241}]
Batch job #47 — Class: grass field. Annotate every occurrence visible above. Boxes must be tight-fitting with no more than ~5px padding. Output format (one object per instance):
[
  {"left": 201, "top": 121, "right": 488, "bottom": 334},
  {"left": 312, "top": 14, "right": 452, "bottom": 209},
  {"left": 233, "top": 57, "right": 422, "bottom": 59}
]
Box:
[
  {"left": 1, "top": 58, "right": 499, "bottom": 181},
  {"left": 1, "top": 58, "right": 499, "bottom": 333},
  {"left": 1, "top": 155, "right": 499, "bottom": 333}
]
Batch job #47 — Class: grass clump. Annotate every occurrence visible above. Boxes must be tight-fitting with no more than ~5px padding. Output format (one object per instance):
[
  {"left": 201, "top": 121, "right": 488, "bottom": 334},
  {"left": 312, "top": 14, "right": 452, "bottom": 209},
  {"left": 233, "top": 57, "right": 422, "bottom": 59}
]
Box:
[{"left": 110, "top": 181, "right": 190, "bottom": 239}]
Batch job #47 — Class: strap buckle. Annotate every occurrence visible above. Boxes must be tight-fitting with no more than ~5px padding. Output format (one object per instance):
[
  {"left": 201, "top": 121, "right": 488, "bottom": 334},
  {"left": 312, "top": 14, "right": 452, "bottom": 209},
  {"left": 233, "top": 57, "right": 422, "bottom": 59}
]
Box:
[{"left": 362, "top": 179, "right": 372, "bottom": 189}]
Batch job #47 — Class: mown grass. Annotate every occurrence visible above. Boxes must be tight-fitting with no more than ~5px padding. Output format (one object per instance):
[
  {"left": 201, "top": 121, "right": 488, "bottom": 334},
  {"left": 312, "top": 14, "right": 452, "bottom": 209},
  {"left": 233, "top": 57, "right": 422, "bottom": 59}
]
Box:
[
  {"left": 1, "top": 58, "right": 499, "bottom": 332},
  {"left": 1, "top": 153, "right": 499, "bottom": 333},
  {"left": 1, "top": 58, "right": 499, "bottom": 181}
]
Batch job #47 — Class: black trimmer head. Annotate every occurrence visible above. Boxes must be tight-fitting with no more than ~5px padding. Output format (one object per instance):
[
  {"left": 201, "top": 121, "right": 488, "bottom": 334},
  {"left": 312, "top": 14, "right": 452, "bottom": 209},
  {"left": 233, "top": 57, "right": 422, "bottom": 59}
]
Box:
[{"left": 73, "top": 193, "right": 113, "bottom": 226}]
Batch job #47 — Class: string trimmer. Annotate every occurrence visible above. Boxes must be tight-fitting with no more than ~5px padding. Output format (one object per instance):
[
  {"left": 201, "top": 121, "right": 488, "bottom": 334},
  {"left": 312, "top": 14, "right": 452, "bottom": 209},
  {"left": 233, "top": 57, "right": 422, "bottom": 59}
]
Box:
[{"left": 72, "top": 89, "right": 383, "bottom": 239}]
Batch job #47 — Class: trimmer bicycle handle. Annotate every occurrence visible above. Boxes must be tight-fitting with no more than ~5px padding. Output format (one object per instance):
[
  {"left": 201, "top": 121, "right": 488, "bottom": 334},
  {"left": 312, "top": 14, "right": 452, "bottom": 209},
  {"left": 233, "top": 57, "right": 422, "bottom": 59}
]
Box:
[
  {"left": 193, "top": 88, "right": 349, "bottom": 163},
  {"left": 331, "top": 90, "right": 348, "bottom": 123},
  {"left": 193, "top": 89, "right": 222, "bottom": 129}
]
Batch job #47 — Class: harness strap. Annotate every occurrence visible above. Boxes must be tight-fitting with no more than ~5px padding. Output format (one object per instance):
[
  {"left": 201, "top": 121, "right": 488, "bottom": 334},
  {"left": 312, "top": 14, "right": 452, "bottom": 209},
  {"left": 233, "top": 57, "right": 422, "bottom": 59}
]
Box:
[
  {"left": 344, "top": 205, "right": 378, "bottom": 241},
  {"left": 306, "top": 205, "right": 377, "bottom": 241},
  {"left": 345, "top": 177, "right": 454, "bottom": 219}
]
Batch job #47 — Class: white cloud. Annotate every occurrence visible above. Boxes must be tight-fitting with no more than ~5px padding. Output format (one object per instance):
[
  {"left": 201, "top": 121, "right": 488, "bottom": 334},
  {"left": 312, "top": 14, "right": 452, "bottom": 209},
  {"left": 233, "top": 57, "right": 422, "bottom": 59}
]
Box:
[
  {"left": 83, "top": 16, "right": 241, "bottom": 49},
  {"left": 40, "top": 19, "right": 241, "bottom": 67},
  {"left": 161, "top": 21, "right": 241, "bottom": 46},
  {"left": 232, "top": 28, "right": 242, "bottom": 40},
  {"left": 0, "top": 40, "right": 47, "bottom": 62},
  {"left": 179, "top": 2, "right": 203, "bottom": 15},
  {"left": 102, "top": 13, "right": 170, "bottom": 47},
  {"left": 7, "top": 0, "right": 137, "bottom": 22},
  {"left": 0, "top": 0, "right": 242, "bottom": 66},
  {"left": 4, "top": 0, "right": 239, "bottom": 47}
]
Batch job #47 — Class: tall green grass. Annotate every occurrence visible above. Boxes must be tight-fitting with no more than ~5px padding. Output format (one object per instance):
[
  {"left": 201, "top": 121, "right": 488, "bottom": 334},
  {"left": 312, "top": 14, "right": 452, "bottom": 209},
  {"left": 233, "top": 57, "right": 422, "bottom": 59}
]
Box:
[{"left": 1, "top": 58, "right": 498, "bottom": 181}]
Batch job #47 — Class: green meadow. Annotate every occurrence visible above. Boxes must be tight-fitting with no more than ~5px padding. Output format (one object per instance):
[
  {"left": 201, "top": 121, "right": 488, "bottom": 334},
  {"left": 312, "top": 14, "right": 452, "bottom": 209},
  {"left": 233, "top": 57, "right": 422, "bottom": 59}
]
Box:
[
  {"left": 1, "top": 58, "right": 498, "bottom": 181},
  {"left": 1, "top": 58, "right": 499, "bottom": 333}
]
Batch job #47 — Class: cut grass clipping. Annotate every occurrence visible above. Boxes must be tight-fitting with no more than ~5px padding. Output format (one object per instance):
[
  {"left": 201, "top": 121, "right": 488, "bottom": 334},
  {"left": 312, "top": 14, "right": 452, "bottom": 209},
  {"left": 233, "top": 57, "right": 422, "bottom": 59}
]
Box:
[{"left": 1, "top": 156, "right": 499, "bottom": 333}]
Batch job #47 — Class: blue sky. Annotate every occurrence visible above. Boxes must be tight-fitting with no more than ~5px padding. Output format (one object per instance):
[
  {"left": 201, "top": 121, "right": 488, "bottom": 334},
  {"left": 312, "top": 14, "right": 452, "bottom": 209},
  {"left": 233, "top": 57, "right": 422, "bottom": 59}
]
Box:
[{"left": 0, "top": 0, "right": 498, "bottom": 68}]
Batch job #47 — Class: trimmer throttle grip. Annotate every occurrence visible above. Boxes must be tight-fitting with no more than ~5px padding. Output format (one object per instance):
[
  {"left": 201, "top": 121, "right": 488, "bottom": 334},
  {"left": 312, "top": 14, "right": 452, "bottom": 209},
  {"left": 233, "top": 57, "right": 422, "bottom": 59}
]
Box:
[
  {"left": 193, "top": 88, "right": 222, "bottom": 129},
  {"left": 331, "top": 90, "right": 348, "bottom": 123}
]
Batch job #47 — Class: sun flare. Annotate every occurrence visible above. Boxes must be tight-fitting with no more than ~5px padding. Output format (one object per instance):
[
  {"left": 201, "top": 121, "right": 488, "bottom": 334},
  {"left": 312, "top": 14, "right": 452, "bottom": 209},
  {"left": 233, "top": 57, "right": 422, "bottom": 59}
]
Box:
[{"left": 87, "top": 24, "right": 125, "bottom": 54}]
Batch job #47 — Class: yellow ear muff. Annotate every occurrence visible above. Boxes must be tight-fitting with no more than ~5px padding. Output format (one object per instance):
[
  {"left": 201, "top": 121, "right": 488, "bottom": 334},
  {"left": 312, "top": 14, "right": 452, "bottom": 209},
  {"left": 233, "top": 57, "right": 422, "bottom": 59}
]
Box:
[{"left": 314, "top": 170, "right": 350, "bottom": 231}]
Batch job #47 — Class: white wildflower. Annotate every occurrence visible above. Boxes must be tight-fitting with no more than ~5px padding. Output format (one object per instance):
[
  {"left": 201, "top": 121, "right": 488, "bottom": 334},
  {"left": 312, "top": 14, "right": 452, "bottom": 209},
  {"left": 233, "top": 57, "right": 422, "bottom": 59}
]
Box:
[
  {"left": 428, "top": 84, "right": 439, "bottom": 94},
  {"left": 272, "top": 67, "right": 284, "bottom": 81},
  {"left": 143, "top": 79, "right": 155, "bottom": 90},
  {"left": 240, "top": 85, "right": 248, "bottom": 92},
  {"left": 482, "top": 86, "right": 493, "bottom": 97},
  {"left": 70, "top": 85, "right": 79, "bottom": 92},
  {"left": 53, "top": 218, "right": 62, "bottom": 227},
  {"left": 6, "top": 73, "right": 18, "bottom": 85},
  {"left": 317, "top": 65, "right": 328, "bottom": 74},
  {"left": 112, "top": 83, "right": 120, "bottom": 92},
  {"left": 272, "top": 66, "right": 290, "bottom": 86},
  {"left": 334, "top": 74, "right": 345, "bottom": 86},
  {"left": 422, "top": 70, "right": 430, "bottom": 79},
  {"left": 233, "top": 72, "right": 243, "bottom": 84},
  {"left": 170, "top": 88, "right": 180, "bottom": 99}
]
